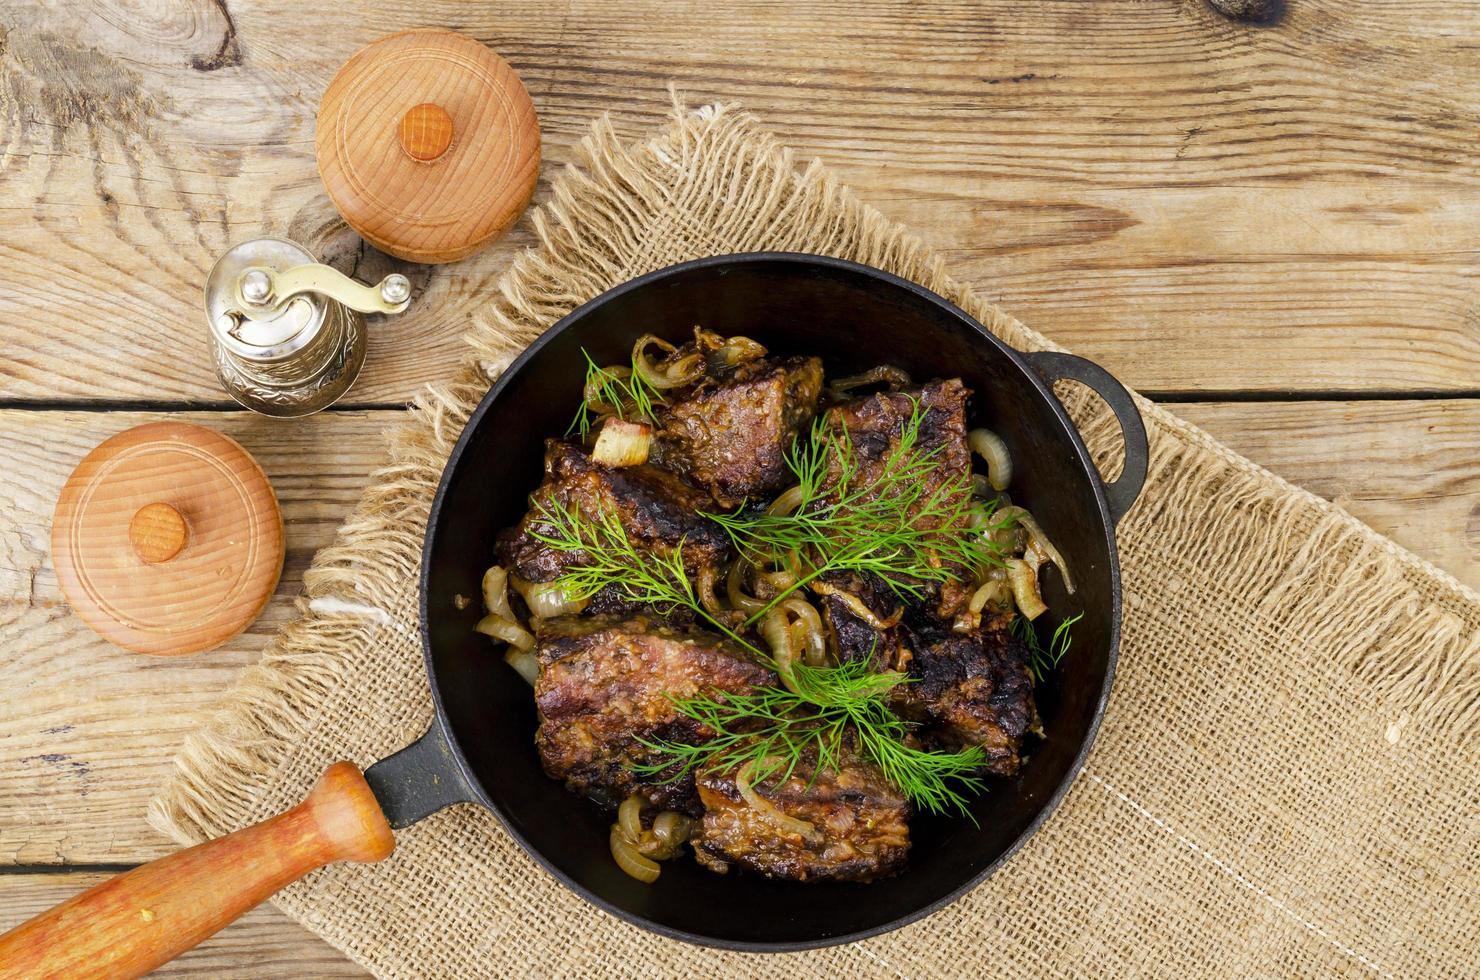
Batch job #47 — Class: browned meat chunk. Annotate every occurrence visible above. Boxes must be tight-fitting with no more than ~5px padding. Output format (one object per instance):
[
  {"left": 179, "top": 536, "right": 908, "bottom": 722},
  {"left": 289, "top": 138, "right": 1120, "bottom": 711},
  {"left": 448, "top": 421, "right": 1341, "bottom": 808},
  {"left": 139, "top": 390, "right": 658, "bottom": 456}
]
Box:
[
  {"left": 822, "top": 379, "right": 975, "bottom": 618},
  {"left": 533, "top": 615, "right": 776, "bottom": 813},
  {"left": 497, "top": 440, "right": 731, "bottom": 615},
  {"left": 812, "top": 570, "right": 908, "bottom": 671},
  {"left": 651, "top": 355, "right": 823, "bottom": 507},
  {"left": 821, "top": 378, "right": 971, "bottom": 522},
  {"left": 693, "top": 748, "right": 910, "bottom": 882},
  {"left": 893, "top": 621, "right": 1035, "bottom": 775}
]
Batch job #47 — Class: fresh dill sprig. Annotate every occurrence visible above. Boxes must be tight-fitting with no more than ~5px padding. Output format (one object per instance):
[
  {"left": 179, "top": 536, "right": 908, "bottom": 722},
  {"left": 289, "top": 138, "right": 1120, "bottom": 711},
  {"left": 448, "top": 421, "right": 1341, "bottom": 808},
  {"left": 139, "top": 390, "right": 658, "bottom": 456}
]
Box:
[
  {"left": 539, "top": 396, "right": 1032, "bottom": 819},
  {"left": 635, "top": 657, "right": 986, "bottom": 818},
  {"left": 567, "top": 348, "right": 666, "bottom": 439},
  {"left": 1011, "top": 611, "right": 1082, "bottom": 683},
  {"left": 526, "top": 496, "right": 762, "bottom": 654},
  {"left": 530, "top": 497, "right": 988, "bottom": 815},
  {"left": 707, "top": 398, "right": 1013, "bottom": 623},
  {"left": 527, "top": 496, "right": 691, "bottom": 614}
]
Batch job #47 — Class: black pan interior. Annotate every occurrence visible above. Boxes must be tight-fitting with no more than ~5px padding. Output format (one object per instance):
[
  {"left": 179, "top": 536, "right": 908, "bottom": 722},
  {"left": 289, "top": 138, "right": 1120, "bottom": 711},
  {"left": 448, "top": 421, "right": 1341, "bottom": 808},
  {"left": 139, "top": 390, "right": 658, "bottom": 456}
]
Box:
[{"left": 421, "top": 254, "right": 1118, "bottom": 950}]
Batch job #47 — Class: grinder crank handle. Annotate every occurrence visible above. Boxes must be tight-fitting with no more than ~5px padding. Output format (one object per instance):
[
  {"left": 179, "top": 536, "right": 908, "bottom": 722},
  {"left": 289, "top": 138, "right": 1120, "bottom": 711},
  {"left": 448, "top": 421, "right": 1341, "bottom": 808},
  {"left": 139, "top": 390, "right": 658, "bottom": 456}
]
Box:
[{"left": 0, "top": 763, "right": 393, "bottom": 979}]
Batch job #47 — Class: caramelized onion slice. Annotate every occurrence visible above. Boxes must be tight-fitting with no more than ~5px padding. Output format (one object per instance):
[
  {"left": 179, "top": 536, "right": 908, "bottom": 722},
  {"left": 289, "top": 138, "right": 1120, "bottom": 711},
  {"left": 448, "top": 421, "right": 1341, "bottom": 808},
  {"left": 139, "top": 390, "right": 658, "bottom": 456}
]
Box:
[
  {"left": 609, "top": 826, "right": 661, "bottom": 883},
  {"left": 696, "top": 563, "right": 724, "bottom": 616},
  {"left": 592, "top": 418, "right": 652, "bottom": 467},
  {"left": 810, "top": 581, "right": 903, "bottom": 629},
  {"left": 503, "top": 648, "right": 539, "bottom": 686},
  {"left": 969, "top": 427, "right": 1013, "bottom": 492},
  {"left": 651, "top": 811, "right": 693, "bottom": 848},
  {"left": 481, "top": 565, "right": 514, "bottom": 619},
  {"left": 511, "top": 575, "right": 589, "bottom": 619},
  {"left": 475, "top": 613, "right": 535, "bottom": 651},
  {"left": 726, "top": 560, "right": 766, "bottom": 615},
  {"left": 736, "top": 760, "right": 816, "bottom": 839},
  {"left": 766, "top": 484, "right": 804, "bottom": 517},
  {"left": 968, "top": 576, "right": 1011, "bottom": 616},
  {"left": 617, "top": 794, "right": 644, "bottom": 842},
  {"left": 610, "top": 795, "right": 692, "bottom": 878},
  {"left": 758, "top": 567, "right": 798, "bottom": 596},
  {"left": 779, "top": 596, "right": 828, "bottom": 667},
  {"left": 633, "top": 334, "right": 705, "bottom": 389},
  {"left": 715, "top": 334, "right": 767, "bottom": 367},
  {"left": 1005, "top": 558, "right": 1048, "bottom": 621},
  {"left": 1001, "top": 506, "right": 1075, "bottom": 594},
  {"left": 828, "top": 364, "right": 912, "bottom": 395},
  {"left": 759, "top": 608, "right": 799, "bottom": 692}
]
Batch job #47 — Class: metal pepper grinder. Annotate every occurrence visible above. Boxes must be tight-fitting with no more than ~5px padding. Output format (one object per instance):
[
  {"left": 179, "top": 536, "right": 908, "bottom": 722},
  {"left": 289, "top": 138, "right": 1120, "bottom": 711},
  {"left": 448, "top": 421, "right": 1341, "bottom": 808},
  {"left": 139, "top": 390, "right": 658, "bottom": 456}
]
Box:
[{"left": 204, "top": 237, "right": 411, "bottom": 417}]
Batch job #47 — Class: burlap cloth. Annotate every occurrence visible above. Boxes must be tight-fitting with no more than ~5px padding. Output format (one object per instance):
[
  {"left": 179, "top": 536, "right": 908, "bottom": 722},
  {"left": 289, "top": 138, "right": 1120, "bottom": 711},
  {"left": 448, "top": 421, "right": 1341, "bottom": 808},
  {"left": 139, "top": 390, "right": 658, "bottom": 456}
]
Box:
[{"left": 149, "top": 99, "right": 1479, "bottom": 978}]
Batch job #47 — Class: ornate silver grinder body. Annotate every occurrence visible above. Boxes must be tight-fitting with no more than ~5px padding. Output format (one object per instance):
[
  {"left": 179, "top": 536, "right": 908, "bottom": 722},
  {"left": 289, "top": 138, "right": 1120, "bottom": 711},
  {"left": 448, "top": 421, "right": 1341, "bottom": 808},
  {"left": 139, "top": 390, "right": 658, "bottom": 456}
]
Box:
[{"left": 204, "top": 238, "right": 411, "bottom": 417}]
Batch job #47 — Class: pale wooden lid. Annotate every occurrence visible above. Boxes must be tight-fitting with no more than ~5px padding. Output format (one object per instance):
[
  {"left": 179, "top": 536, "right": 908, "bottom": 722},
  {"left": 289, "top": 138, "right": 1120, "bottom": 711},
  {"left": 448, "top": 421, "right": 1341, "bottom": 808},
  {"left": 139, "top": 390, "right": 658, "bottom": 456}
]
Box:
[
  {"left": 51, "top": 422, "right": 284, "bottom": 656},
  {"left": 315, "top": 29, "right": 541, "bottom": 264}
]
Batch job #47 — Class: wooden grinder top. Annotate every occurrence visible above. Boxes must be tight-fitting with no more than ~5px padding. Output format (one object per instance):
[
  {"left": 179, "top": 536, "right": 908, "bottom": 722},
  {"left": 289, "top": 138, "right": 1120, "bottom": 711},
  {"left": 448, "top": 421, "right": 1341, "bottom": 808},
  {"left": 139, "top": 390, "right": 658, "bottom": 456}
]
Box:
[
  {"left": 316, "top": 29, "right": 541, "bottom": 264},
  {"left": 51, "top": 422, "right": 284, "bottom": 656}
]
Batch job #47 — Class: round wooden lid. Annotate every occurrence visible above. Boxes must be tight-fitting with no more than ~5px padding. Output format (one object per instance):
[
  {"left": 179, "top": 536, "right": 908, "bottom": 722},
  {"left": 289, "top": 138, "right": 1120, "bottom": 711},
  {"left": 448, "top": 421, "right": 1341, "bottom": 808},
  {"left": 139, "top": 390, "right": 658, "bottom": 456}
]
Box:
[
  {"left": 316, "top": 29, "right": 541, "bottom": 264},
  {"left": 51, "top": 422, "right": 284, "bottom": 656}
]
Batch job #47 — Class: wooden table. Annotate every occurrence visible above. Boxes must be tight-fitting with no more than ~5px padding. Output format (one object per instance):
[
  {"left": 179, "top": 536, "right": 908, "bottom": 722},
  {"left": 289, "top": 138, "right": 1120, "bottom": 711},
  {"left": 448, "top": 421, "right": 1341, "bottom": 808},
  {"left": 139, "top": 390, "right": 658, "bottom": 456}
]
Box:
[{"left": 3, "top": 1, "right": 1477, "bottom": 974}]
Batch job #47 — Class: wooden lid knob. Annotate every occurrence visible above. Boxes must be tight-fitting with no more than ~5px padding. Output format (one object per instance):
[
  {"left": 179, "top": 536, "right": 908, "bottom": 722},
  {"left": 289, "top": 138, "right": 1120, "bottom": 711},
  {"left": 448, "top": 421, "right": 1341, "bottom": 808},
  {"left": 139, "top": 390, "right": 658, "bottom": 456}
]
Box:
[
  {"left": 400, "top": 102, "right": 454, "bottom": 161},
  {"left": 51, "top": 422, "right": 284, "bottom": 657},
  {"left": 316, "top": 29, "right": 541, "bottom": 264},
  {"left": 129, "top": 502, "right": 188, "bottom": 564}
]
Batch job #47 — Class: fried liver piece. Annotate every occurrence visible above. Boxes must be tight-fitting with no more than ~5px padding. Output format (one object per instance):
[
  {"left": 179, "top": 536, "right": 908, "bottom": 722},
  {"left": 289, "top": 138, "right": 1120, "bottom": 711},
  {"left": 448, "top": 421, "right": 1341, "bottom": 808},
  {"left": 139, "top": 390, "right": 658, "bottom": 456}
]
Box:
[
  {"left": 693, "top": 747, "right": 911, "bottom": 882},
  {"left": 893, "top": 620, "right": 1036, "bottom": 776},
  {"left": 823, "top": 379, "right": 976, "bottom": 620},
  {"left": 650, "top": 352, "right": 824, "bottom": 508},
  {"left": 533, "top": 615, "right": 776, "bottom": 814},
  {"left": 497, "top": 440, "right": 731, "bottom": 615},
  {"left": 812, "top": 570, "right": 908, "bottom": 671},
  {"left": 822, "top": 378, "right": 972, "bottom": 521}
]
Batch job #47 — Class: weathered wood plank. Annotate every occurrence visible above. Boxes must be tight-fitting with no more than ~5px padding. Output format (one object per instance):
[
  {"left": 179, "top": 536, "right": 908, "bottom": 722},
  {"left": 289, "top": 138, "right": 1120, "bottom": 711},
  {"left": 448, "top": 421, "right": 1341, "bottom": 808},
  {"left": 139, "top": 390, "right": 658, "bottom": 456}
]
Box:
[
  {"left": 1, "top": 400, "right": 1474, "bottom": 866},
  {"left": 1174, "top": 399, "right": 1480, "bottom": 587},
  {"left": 2, "top": 0, "right": 1478, "bottom": 403},
  {"left": 0, "top": 410, "right": 389, "bottom": 865},
  {"left": 0, "top": 873, "right": 365, "bottom": 977}
]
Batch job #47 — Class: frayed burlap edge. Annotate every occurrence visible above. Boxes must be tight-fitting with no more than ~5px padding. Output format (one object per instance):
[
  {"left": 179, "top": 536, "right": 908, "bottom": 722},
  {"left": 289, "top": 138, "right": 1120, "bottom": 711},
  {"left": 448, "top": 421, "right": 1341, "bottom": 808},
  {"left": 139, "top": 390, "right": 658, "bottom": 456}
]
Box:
[{"left": 148, "top": 94, "right": 1480, "bottom": 974}]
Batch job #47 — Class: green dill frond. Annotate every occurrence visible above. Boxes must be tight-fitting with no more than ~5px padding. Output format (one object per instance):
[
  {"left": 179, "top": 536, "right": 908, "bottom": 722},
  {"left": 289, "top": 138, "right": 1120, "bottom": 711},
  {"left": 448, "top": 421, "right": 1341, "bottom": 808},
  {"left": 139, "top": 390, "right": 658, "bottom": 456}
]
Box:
[
  {"left": 568, "top": 348, "right": 667, "bottom": 439},
  {"left": 526, "top": 496, "right": 764, "bottom": 656},
  {"left": 635, "top": 658, "right": 985, "bottom": 818},
  {"left": 526, "top": 496, "right": 692, "bottom": 614},
  {"left": 706, "top": 396, "right": 1014, "bottom": 624},
  {"left": 546, "top": 383, "right": 1038, "bottom": 819},
  {"left": 851, "top": 717, "right": 986, "bottom": 819},
  {"left": 1012, "top": 611, "right": 1082, "bottom": 684}
]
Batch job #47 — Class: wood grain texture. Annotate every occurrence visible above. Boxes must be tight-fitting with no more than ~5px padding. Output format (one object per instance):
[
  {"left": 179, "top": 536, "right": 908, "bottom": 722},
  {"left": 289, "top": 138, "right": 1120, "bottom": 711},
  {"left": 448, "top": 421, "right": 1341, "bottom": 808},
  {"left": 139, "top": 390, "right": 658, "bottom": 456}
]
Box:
[
  {"left": 51, "top": 422, "right": 283, "bottom": 656},
  {"left": 129, "top": 502, "right": 190, "bottom": 565},
  {"left": 0, "top": 764, "right": 392, "bottom": 979},
  {"left": 1174, "top": 399, "right": 1480, "bottom": 588},
  {"left": 3, "top": 3, "right": 1478, "bottom": 972},
  {"left": 2, "top": 1, "right": 1479, "bottom": 402},
  {"left": 399, "top": 103, "right": 454, "bottom": 162},
  {"left": 0, "top": 874, "right": 367, "bottom": 978},
  {"left": 1, "top": 402, "right": 1473, "bottom": 867},
  {"left": 317, "top": 29, "right": 541, "bottom": 263},
  {"left": 0, "top": 410, "right": 387, "bottom": 866}
]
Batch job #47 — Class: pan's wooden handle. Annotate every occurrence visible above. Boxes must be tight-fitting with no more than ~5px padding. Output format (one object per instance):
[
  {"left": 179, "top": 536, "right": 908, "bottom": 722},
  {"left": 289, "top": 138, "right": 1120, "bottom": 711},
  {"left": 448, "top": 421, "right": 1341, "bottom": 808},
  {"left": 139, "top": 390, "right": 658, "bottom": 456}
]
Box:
[{"left": 0, "top": 762, "right": 393, "bottom": 979}]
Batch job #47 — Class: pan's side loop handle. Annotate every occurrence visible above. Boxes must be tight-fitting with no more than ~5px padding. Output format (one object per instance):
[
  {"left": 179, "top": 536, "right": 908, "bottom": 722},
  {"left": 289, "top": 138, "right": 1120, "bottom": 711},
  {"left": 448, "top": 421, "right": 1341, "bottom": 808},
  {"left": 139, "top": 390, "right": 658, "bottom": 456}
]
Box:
[
  {"left": 1023, "top": 350, "right": 1149, "bottom": 527},
  {"left": 364, "top": 714, "right": 478, "bottom": 829}
]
